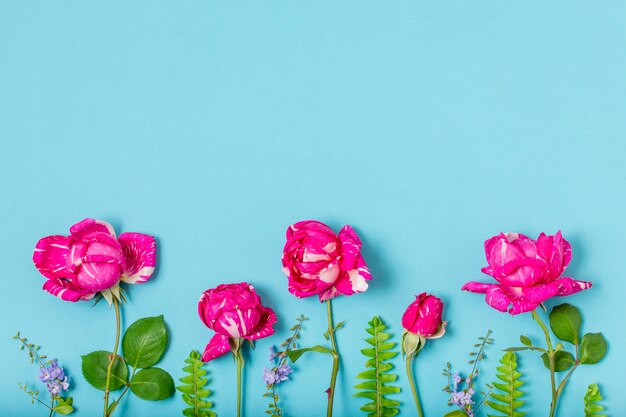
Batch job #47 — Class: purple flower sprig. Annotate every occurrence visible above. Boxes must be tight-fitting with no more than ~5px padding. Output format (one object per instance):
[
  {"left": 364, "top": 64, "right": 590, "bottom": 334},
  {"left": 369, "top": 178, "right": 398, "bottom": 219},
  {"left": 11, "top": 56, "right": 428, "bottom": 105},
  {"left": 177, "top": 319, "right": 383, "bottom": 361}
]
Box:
[
  {"left": 14, "top": 332, "right": 74, "bottom": 415},
  {"left": 442, "top": 330, "right": 493, "bottom": 417},
  {"left": 262, "top": 315, "right": 307, "bottom": 417}
]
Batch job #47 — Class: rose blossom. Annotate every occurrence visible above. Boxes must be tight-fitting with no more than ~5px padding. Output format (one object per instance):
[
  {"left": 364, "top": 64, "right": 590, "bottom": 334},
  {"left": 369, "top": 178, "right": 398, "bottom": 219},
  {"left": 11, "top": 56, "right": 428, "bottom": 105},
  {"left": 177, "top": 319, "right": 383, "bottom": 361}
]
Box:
[
  {"left": 281, "top": 220, "right": 371, "bottom": 301},
  {"left": 33, "top": 218, "right": 156, "bottom": 302},
  {"left": 402, "top": 292, "right": 447, "bottom": 338},
  {"left": 462, "top": 231, "right": 591, "bottom": 315},
  {"left": 198, "top": 282, "right": 277, "bottom": 362}
]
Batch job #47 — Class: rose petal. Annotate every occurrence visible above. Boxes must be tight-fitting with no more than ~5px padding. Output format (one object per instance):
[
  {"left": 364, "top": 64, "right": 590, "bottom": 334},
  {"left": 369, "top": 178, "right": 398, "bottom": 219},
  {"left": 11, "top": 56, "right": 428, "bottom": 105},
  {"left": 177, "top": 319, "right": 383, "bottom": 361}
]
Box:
[
  {"left": 201, "top": 333, "right": 232, "bottom": 362},
  {"left": 461, "top": 281, "right": 494, "bottom": 294},
  {"left": 43, "top": 278, "right": 95, "bottom": 302},
  {"left": 246, "top": 308, "right": 277, "bottom": 340},
  {"left": 118, "top": 232, "right": 156, "bottom": 284},
  {"left": 484, "top": 286, "right": 511, "bottom": 313},
  {"left": 69, "top": 218, "right": 116, "bottom": 239},
  {"left": 33, "top": 235, "right": 71, "bottom": 279},
  {"left": 338, "top": 225, "right": 362, "bottom": 271}
]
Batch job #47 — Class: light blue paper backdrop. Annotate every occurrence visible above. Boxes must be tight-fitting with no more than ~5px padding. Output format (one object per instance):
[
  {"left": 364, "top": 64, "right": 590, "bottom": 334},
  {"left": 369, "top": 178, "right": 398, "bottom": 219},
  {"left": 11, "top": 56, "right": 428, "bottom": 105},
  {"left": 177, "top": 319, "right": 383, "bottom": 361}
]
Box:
[{"left": 1, "top": 1, "right": 625, "bottom": 416}]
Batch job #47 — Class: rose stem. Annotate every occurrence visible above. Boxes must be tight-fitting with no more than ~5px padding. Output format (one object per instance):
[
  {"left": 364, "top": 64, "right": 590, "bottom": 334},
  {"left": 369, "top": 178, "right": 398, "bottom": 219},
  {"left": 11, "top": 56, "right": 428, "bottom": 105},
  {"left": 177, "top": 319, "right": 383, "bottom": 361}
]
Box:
[
  {"left": 236, "top": 347, "right": 245, "bottom": 417},
  {"left": 103, "top": 298, "right": 122, "bottom": 417},
  {"left": 532, "top": 309, "right": 558, "bottom": 417},
  {"left": 326, "top": 299, "right": 340, "bottom": 417},
  {"left": 406, "top": 355, "right": 424, "bottom": 417}
]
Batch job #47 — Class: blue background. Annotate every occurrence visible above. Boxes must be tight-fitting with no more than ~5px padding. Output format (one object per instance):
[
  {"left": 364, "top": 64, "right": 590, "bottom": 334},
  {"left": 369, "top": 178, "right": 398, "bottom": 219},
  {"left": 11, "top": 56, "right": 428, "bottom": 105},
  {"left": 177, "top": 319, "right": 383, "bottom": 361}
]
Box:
[{"left": 1, "top": 1, "right": 625, "bottom": 416}]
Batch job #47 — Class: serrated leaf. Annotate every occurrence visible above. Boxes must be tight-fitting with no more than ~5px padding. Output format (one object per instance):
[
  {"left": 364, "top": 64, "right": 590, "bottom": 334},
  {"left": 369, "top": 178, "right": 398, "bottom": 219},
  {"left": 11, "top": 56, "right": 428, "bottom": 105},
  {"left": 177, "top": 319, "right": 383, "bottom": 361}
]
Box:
[
  {"left": 580, "top": 333, "right": 607, "bottom": 365},
  {"left": 549, "top": 304, "right": 582, "bottom": 346},
  {"left": 81, "top": 350, "right": 128, "bottom": 391},
  {"left": 177, "top": 350, "right": 215, "bottom": 416},
  {"left": 130, "top": 367, "right": 174, "bottom": 400},
  {"left": 122, "top": 316, "right": 168, "bottom": 369},
  {"left": 584, "top": 383, "right": 607, "bottom": 417},
  {"left": 353, "top": 316, "right": 401, "bottom": 417},
  {"left": 487, "top": 351, "right": 525, "bottom": 417}
]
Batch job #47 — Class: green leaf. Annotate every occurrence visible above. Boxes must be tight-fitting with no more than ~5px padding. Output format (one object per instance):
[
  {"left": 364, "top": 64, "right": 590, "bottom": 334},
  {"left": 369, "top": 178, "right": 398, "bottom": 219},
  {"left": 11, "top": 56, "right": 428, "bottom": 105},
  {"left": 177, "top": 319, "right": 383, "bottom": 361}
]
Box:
[
  {"left": 353, "top": 316, "right": 401, "bottom": 417},
  {"left": 52, "top": 404, "right": 74, "bottom": 415},
  {"left": 584, "top": 383, "right": 607, "bottom": 417},
  {"left": 580, "top": 333, "right": 607, "bottom": 365},
  {"left": 81, "top": 350, "right": 128, "bottom": 391},
  {"left": 549, "top": 304, "right": 582, "bottom": 345},
  {"left": 486, "top": 351, "right": 525, "bottom": 417},
  {"left": 122, "top": 316, "right": 168, "bottom": 369},
  {"left": 176, "top": 350, "right": 216, "bottom": 417},
  {"left": 52, "top": 397, "right": 74, "bottom": 415},
  {"left": 287, "top": 345, "right": 333, "bottom": 363},
  {"left": 519, "top": 336, "right": 532, "bottom": 347},
  {"left": 444, "top": 411, "right": 469, "bottom": 417},
  {"left": 541, "top": 351, "right": 575, "bottom": 372},
  {"left": 130, "top": 367, "right": 175, "bottom": 400}
]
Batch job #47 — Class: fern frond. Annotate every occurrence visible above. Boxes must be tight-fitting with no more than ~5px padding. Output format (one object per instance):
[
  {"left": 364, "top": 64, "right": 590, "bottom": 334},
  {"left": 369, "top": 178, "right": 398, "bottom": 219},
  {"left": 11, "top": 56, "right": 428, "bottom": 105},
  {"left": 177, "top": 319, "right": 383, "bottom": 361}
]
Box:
[
  {"left": 353, "top": 316, "right": 401, "bottom": 417},
  {"left": 486, "top": 351, "right": 525, "bottom": 417},
  {"left": 584, "top": 383, "right": 607, "bottom": 417},
  {"left": 177, "top": 350, "right": 216, "bottom": 417}
]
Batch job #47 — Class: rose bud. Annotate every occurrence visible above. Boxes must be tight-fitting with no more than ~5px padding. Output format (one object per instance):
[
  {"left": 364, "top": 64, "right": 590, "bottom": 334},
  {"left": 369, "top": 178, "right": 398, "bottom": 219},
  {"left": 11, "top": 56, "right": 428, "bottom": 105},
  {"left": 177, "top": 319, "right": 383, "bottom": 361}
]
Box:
[{"left": 198, "top": 282, "right": 277, "bottom": 362}]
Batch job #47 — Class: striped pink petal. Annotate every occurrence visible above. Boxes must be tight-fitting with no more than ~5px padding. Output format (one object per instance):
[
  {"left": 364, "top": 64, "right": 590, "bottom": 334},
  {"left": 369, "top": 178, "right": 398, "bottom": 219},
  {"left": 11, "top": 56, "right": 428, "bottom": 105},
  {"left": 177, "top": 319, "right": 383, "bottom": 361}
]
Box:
[
  {"left": 246, "top": 308, "right": 277, "bottom": 341},
  {"left": 118, "top": 232, "right": 156, "bottom": 284},
  {"left": 33, "top": 235, "right": 71, "bottom": 279},
  {"left": 69, "top": 218, "right": 116, "bottom": 239},
  {"left": 201, "top": 333, "right": 231, "bottom": 362},
  {"left": 43, "top": 278, "right": 95, "bottom": 302}
]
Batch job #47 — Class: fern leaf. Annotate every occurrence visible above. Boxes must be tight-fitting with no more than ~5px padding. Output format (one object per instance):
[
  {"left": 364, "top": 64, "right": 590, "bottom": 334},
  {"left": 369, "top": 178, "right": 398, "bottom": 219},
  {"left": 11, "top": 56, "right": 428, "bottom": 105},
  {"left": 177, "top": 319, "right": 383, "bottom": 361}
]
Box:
[
  {"left": 486, "top": 351, "right": 525, "bottom": 417},
  {"left": 177, "top": 350, "right": 216, "bottom": 417},
  {"left": 584, "top": 383, "right": 607, "bottom": 417},
  {"left": 353, "top": 316, "right": 401, "bottom": 417}
]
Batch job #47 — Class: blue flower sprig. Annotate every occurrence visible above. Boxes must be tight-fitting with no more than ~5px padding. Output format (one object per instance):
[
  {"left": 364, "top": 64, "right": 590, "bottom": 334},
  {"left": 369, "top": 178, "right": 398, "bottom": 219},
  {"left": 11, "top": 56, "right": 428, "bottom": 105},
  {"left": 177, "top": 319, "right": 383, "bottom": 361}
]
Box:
[
  {"left": 13, "top": 332, "right": 75, "bottom": 416},
  {"left": 441, "top": 330, "right": 493, "bottom": 417},
  {"left": 263, "top": 315, "right": 307, "bottom": 417}
]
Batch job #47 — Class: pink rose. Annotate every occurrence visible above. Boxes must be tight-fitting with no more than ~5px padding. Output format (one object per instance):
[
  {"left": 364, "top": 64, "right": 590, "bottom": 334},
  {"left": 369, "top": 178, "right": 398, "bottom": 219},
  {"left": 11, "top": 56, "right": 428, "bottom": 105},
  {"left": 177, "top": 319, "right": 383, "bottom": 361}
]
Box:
[
  {"left": 33, "top": 218, "right": 156, "bottom": 302},
  {"left": 281, "top": 220, "right": 372, "bottom": 301},
  {"left": 462, "top": 231, "right": 592, "bottom": 315},
  {"left": 198, "top": 282, "right": 277, "bottom": 362},
  {"left": 402, "top": 293, "right": 446, "bottom": 338}
]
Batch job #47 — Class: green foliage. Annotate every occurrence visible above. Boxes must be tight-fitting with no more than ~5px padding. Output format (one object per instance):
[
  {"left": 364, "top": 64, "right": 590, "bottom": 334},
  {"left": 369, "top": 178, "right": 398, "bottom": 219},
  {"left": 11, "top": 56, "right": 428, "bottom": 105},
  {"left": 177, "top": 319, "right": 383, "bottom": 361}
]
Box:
[
  {"left": 444, "top": 411, "right": 470, "bottom": 417},
  {"left": 287, "top": 345, "right": 333, "bottom": 362},
  {"left": 81, "top": 351, "right": 128, "bottom": 391},
  {"left": 130, "top": 368, "right": 175, "bottom": 400},
  {"left": 353, "top": 316, "right": 401, "bottom": 417},
  {"left": 580, "top": 333, "right": 607, "bottom": 365},
  {"left": 584, "top": 383, "right": 607, "bottom": 417},
  {"left": 122, "top": 316, "right": 168, "bottom": 368},
  {"left": 265, "top": 315, "right": 307, "bottom": 417},
  {"left": 177, "top": 350, "right": 216, "bottom": 417},
  {"left": 82, "top": 315, "right": 174, "bottom": 408},
  {"left": 549, "top": 304, "right": 582, "bottom": 345},
  {"left": 540, "top": 350, "right": 575, "bottom": 372},
  {"left": 52, "top": 397, "right": 75, "bottom": 414},
  {"left": 486, "top": 351, "right": 525, "bottom": 417}
]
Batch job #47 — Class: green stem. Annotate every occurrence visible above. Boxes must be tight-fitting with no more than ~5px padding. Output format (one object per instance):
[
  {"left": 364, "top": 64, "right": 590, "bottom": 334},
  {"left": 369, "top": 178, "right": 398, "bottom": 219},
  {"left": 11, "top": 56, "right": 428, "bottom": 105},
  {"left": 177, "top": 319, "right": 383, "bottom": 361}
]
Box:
[
  {"left": 48, "top": 398, "right": 54, "bottom": 417},
  {"left": 103, "top": 299, "right": 122, "bottom": 417},
  {"left": 236, "top": 348, "right": 244, "bottom": 417},
  {"left": 406, "top": 356, "right": 424, "bottom": 417},
  {"left": 532, "top": 309, "right": 557, "bottom": 417},
  {"left": 326, "top": 300, "right": 340, "bottom": 417}
]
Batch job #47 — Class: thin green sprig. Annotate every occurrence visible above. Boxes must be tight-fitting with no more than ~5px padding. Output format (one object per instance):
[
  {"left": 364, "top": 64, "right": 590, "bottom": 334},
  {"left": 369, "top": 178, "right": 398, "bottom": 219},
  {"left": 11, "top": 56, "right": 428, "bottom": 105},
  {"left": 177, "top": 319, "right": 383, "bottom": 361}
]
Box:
[{"left": 264, "top": 315, "right": 308, "bottom": 417}]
